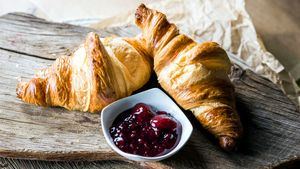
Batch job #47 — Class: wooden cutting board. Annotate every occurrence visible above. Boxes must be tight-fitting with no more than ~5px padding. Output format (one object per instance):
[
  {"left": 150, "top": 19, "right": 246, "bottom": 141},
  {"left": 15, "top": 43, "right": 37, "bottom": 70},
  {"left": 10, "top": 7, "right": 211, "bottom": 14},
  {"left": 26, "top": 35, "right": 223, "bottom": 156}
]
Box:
[{"left": 0, "top": 13, "right": 299, "bottom": 169}]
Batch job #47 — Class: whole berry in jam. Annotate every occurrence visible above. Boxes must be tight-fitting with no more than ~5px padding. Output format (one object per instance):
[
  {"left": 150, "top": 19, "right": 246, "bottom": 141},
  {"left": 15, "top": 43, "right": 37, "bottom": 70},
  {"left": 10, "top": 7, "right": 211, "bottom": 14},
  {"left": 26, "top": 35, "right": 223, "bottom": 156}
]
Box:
[
  {"left": 131, "top": 103, "right": 154, "bottom": 125},
  {"left": 150, "top": 114, "right": 178, "bottom": 132},
  {"left": 109, "top": 103, "right": 181, "bottom": 157}
]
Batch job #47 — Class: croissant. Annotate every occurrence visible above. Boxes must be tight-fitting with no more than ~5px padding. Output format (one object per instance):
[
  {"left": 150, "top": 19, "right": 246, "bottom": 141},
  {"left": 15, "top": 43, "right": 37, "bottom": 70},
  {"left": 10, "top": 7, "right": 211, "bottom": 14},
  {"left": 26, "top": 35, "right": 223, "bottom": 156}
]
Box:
[
  {"left": 135, "top": 4, "right": 243, "bottom": 150},
  {"left": 16, "top": 32, "right": 151, "bottom": 112}
]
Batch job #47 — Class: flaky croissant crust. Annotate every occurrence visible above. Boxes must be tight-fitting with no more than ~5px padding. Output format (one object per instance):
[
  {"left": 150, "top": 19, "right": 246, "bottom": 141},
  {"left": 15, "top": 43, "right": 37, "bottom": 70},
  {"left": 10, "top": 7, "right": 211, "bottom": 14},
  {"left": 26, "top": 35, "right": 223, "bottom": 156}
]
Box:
[
  {"left": 135, "top": 4, "right": 243, "bottom": 151},
  {"left": 16, "top": 33, "right": 151, "bottom": 112}
]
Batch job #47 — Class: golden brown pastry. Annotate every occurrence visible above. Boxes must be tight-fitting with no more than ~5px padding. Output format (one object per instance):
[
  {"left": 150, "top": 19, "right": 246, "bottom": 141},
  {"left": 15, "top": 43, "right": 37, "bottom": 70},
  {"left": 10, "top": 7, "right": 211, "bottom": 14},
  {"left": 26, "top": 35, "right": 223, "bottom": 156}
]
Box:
[
  {"left": 135, "top": 4, "right": 243, "bottom": 150},
  {"left": 16, "top": 32, "right": 151, "bottom": 112}
]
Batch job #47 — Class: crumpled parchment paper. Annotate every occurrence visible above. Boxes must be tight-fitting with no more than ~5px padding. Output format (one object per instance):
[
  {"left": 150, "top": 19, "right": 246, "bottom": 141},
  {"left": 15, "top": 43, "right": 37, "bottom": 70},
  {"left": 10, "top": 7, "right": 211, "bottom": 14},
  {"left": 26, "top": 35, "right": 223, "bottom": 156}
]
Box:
[{"left": 90, "top": 0, "right": 299, "bottom": 106}]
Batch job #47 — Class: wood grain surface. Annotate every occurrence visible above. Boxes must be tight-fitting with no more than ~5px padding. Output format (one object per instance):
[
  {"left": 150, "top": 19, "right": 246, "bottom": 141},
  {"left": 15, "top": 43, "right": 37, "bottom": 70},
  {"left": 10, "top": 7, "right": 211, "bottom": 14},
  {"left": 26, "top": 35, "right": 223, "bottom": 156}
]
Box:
[{"left": 0, "top": 12, "right": 299, "bottom": 169}]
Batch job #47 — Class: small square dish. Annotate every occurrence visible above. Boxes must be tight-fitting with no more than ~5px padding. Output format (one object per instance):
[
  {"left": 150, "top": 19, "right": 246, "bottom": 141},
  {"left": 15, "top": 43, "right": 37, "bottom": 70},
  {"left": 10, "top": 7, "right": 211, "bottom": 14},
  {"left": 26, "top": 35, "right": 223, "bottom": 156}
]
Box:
[{"left": 101, "top": 88, "right": 193, "bottom": 161}]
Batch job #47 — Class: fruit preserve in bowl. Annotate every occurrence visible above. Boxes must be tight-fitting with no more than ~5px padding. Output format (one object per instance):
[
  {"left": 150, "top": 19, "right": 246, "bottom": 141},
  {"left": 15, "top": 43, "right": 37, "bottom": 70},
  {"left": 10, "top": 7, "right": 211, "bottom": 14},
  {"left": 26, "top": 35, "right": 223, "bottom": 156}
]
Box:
[
  {"left": 101, "top": 88, "right": 193, "bottom": 161},
  {"left": 110, "top": 103, "right": 181, "bottom": 157}
]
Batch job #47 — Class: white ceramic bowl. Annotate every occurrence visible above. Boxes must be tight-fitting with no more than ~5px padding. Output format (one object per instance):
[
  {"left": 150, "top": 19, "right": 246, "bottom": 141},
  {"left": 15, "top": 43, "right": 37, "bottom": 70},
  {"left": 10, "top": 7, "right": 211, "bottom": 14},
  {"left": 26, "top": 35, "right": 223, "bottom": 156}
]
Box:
[{"left": 101, "top": 88, "right": 193, "bottom": 161}]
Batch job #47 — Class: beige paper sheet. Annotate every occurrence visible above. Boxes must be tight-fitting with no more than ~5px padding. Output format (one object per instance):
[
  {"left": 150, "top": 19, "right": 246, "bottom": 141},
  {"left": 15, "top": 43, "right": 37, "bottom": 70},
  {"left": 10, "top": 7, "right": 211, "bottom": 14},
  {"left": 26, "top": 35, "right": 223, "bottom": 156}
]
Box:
[{"left": 90, "top": 0, "right": 299, "bottom": 106}]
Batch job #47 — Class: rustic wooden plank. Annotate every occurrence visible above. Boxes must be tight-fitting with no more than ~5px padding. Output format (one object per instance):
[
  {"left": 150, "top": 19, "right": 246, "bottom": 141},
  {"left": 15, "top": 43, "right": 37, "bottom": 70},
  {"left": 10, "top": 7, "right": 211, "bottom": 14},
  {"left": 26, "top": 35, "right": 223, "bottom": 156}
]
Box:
[
  {"left": 0, "top": 12, "right": 97, "bottom": 60},
  {"left": 0, "top": 158, "right": 140, "bottom": 169},
  {"left": 0, "top": 12, "right": 299, "bottom": 169}
]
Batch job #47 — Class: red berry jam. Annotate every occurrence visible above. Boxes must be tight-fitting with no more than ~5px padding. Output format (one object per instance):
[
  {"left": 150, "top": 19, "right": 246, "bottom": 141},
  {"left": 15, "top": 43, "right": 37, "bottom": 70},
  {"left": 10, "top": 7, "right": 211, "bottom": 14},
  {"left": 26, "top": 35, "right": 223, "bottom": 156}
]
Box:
[{"left": 110, "top": 103, "right": 181, "bottom": 157}]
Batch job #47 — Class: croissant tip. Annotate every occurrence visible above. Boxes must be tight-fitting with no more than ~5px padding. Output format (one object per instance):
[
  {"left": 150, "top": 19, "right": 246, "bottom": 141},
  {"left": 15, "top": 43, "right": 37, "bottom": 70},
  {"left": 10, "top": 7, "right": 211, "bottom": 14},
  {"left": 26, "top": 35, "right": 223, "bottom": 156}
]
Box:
[
  {"left": 219, "top": 136, "right": 237, "bottom": 151},
  {"left": 138, "top": 3, "right": 147, "bottom": 8},
  {"left": 16, "top": 81, "right": 26, "bottom": 98},
  {"left": 135, "top": 4, "right": 149, "bottom": 25},
  {"left": 87, "top": 32, "right": 99, "bottom": 41}
]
